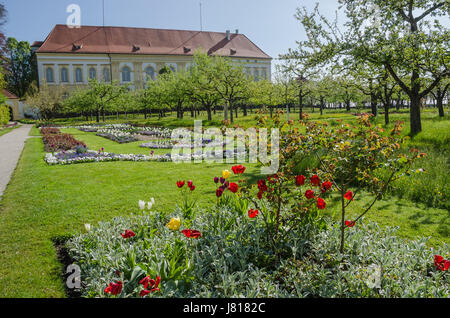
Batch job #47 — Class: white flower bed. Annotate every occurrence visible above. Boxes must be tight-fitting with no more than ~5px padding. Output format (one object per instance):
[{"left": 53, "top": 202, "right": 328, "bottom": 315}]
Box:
[{"left": 44, "top": 150, "right": 171, "bottom": 165}]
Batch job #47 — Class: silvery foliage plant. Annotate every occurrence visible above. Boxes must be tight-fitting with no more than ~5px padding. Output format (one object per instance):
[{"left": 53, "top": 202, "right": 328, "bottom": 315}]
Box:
[{"left": 66, "top": 203, "right": 449, "bottom": 298}]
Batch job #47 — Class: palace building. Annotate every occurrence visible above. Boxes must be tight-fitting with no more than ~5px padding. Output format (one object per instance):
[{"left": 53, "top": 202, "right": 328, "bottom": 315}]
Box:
[{"left": 33, "top": 25, "right": 272, "bottom": 90}]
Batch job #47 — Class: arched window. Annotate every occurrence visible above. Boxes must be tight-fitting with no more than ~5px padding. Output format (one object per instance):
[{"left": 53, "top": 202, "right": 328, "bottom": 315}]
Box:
[
  {"left": 46, "top": 67, "right": 54, "bottom": 83},
  {"left": 60, "top": 68, "right": 69, "bottom": 83},
  {"left": 144, "top": 66, "right": 155, "bottom": 81},
  {"left": 89, "top": 67, "right": 96, "bottom": 80},
  {"left": 75, "top": 68, "right": 83, "bottom": 83},
  {"left": 121, "top": 66, "right": 131, "bottom": 82},
  {"left": 102, "top": 68, "right": 110, "bottom": 82}
]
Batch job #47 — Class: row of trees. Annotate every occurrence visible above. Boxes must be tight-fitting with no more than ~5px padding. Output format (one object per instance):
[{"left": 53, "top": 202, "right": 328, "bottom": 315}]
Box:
[
  {"left": 29, "top": 50, "right": 447, "bottom": 123},
  {"left": 280, "top": 0, "right": 449, "bottom": 134}
]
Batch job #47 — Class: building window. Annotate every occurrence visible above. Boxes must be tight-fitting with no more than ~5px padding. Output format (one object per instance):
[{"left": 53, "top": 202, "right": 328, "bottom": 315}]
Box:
[
  {"left": 121, "top": 66, "right": 131, "bottom": 82},
  {"left": 46, "top": 67, "right": 54, "bottom": 83},
  {"left": 254, "top": 69, "right": 259, "bottom": 81},
  {"left": 89, "top": 67, "right": 97, "bottom": 80},
  {"left": 144, "top": 66, "right": 155, "bottom": 81},
  {"left": 75, "top": 68, "right": 83, "bottom": 83},
  {"left": 261, "top": 69, "right": 267, "bottom": 80},
  {"left": 169, "top": 65, "right": 176, "bottom": 73},
  {"left": 102, "top": 68, "right": 110, "bottom": 82},
  {"left": 60, "top": 68, "right": 69, "bottom": 83}
]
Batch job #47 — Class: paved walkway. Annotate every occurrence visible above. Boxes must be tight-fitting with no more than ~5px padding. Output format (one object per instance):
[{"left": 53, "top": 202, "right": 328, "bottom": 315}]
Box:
[{"left": 0, "top": 124, "right": 33, "bottom": 198}]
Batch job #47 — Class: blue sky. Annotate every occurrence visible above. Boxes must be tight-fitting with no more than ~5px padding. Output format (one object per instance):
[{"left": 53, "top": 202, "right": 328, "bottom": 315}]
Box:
[{"left": 2, "top": 0, "right": 340, "bottom": 65}]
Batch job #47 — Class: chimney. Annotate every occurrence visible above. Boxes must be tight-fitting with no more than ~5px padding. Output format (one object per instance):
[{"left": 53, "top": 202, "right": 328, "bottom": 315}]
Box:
[
  {"left": 226, "top": 30, "right": 231, "bottom": 40},
  {"left": 235, "top": 29, "right": 239, "bottom": 34}
]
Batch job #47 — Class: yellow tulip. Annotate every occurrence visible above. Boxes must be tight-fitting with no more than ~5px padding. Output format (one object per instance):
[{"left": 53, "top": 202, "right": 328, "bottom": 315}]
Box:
[
  {"left": 166, "top": 217, "right": 181, "bottom": 231},
  {"left": 222, "top": 170, "right": 231, "bottom": 179}
]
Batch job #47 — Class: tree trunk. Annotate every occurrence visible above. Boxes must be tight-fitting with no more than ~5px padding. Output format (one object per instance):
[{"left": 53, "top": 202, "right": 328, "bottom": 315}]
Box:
[
  {"left": 207, "top": 107, "right": 212, "bottom": 121},
  {"left": 384, "top": 103, "right": 389, "bottom": 125},
  {"left": 346, "top": 100, "right": 350, "bottom": 112},
  {"left": 229, "top": 101, "right": 234, "bottom": 123},
  {"left": 96, "top": 109, "right": 100, "bottom": 123},
  {"left": 410, "top": 94, "right": 422, "bottom": 135},
  {"left": 437, "top": 97, "right": 444, "bottom": 117}
]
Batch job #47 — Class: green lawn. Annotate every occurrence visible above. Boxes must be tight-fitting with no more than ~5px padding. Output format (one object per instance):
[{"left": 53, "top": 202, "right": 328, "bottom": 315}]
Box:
[{"left": 0, "top": 108, "right": 448, "bottom": 297}]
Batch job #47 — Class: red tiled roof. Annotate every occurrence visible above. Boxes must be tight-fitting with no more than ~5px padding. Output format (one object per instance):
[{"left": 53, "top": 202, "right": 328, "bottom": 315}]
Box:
[
  {"left": 2, "top": 89, "right": 18, "bottom": 99},
  {"left": 31, "top": 41, "right": 44, "bottom": 47},
  {"left": 37, "top": 25, "right": 272, "bottom": 60}
]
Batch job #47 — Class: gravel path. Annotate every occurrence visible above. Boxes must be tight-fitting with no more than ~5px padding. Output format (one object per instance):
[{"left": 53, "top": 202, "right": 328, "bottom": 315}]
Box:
[{"left": 0, "top": 124, "right": 33, "bottom": 198}]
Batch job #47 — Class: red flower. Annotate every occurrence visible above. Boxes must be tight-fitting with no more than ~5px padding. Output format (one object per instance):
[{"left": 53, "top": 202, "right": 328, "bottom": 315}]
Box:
[
  {"left": 187, "top": 180, "right": 193, "bottom": 188},
  {"left": 257, "top": 179, "right": 268, "bottom": 192},
  {"left": 305, "top": 189, "right": 315, "bottom": 199},
  {"left": 434, "top": 255, "right": 450, "bottom": 271},
  {"left": 181, "top": 229, "right": 202, "bottom": 239},
  {"left": 104, "top": 281, "right": 123, "bottom": 295},
  {"left": 257, "top": 191, "right": 263, "bottom": 200},
  {"left": 232, "top": 165, "right": 246, "bottom": 174},
  {"left": 216, "top": 188, "right": 224, "bottom": 198},
  {"left": 140, "top": 289, "right": 151, "bottom": 297},
  {"left": 121, "top": 229, "right": 136, "bottom": 239},
  {"left": 317, "top": 197, "right": 326, "bottom": 210},
  {"left": 228, "top": 182, "right": 238, "bottom": 193},
  {"left": 248, "top": 209, "right": 259, "bottom": 218},
  {"left": 310, "top": 175, "right": 321, "bottom": 186},
  {"left": 189, "top": 185, "right": 196, "bottom": 191},
  {"left": 177, "top": 180, "right": 185, "bottom": 188},
  {"left": 345, "top": 220, "right": 356, "bottom": 228},
  {"left": 295, "top": 175, "right": 306, "bottom": 186},
  {"left": 268, "top": 174, "right": 279, "bottom": 184},
  {"left": 139, "top": 275, "right": 161, "bottom": 296},
  {"left": 321, "top": 181, "right": 332, "bottom": 192},
  {"left": 344, "top": 191, "right": 353, "bottom": 200}
]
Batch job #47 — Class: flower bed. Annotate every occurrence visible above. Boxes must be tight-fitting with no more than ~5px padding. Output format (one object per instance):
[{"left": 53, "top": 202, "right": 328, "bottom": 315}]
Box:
[
  {"left": 67, "top": 206, "right": 449, "bottom": 298},
  {"left": 96, "top": 132, "right": 139, "bottom": 143},
  {"left": 41, "top": 127, "right": 86, "bottom": 153},
  {"left": 44, "top": 150, "right": 171, "bottom": 165},
  {"left": 65, "top": 164, "right": 449, "bottom": 298}
]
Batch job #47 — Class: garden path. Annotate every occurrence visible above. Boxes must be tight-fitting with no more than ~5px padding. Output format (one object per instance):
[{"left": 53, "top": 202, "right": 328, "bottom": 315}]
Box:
[{"left": 0, "top": 124, "right": 33, "bottom": 198}]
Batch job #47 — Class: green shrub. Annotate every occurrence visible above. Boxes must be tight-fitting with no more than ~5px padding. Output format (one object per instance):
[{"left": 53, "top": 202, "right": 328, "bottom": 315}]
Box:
[
  {"left": 0, "top": 104, "right": 10, "bottom": 125},
  {"left": 67, "top": 205, "right": 449, "bottom": 298}
]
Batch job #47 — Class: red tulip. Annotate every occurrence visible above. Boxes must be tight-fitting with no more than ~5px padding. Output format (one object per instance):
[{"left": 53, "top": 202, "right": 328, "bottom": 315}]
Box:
[
  {"left": 228, "top": 182, "right": 238, "bottom": 193},
  {"left": 121, "top": 229, "right": 135, "bottom": 239},
  {"left": 216, "top": 188, "right": 224, "bottom": 198},
  {"left": 321, "top": 181, "right": 332, "bottom": 192},
  {"left": 104, "top": 281, "right": 123, "bottom": 295},
  {"left": 232, "top": 165, "right": 246, "bottom": 174},
  {"left": 295, "top": 175, "right": 306, "bottom": 186},
  {"left": 345, "top": 220, "right": 356, "bottom": 228},
  {"left": 305, "top": 189, "right": 315, "bottom": 199},
  {"left": 317, "top": 197, "right": 326, "bottom": 210},
  {"left": 434, "top": 255, "right": 450, "bottom": 271},
  {"left": 248, "top": 209, "right": 259, "bottom": 218},
  {"left": 310, "top": 175, "right": 321, "bottom": 186},
  {"left": 344, "top": 191, "right": 353, "bottom": 200},
  {"left": 181, "top": 229, "right": 202, "bottom": 238},
  {"left": 139, "top": 275, "right": 161, "bottom": 296},
  {"left": 187, "top": 180, "right": 193, "bottom": 188},
  {"left": 257, "top": 179, "right": 267, "bottom": 192},
  {"left": 257, "top": 191, "right": 263, "bottom": 200},
  {"left": 189, "top": 185, "right": 196, "bottom": 191},
  {"left": 177, "top": 180, "right": 185, "bottom": 188}
]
